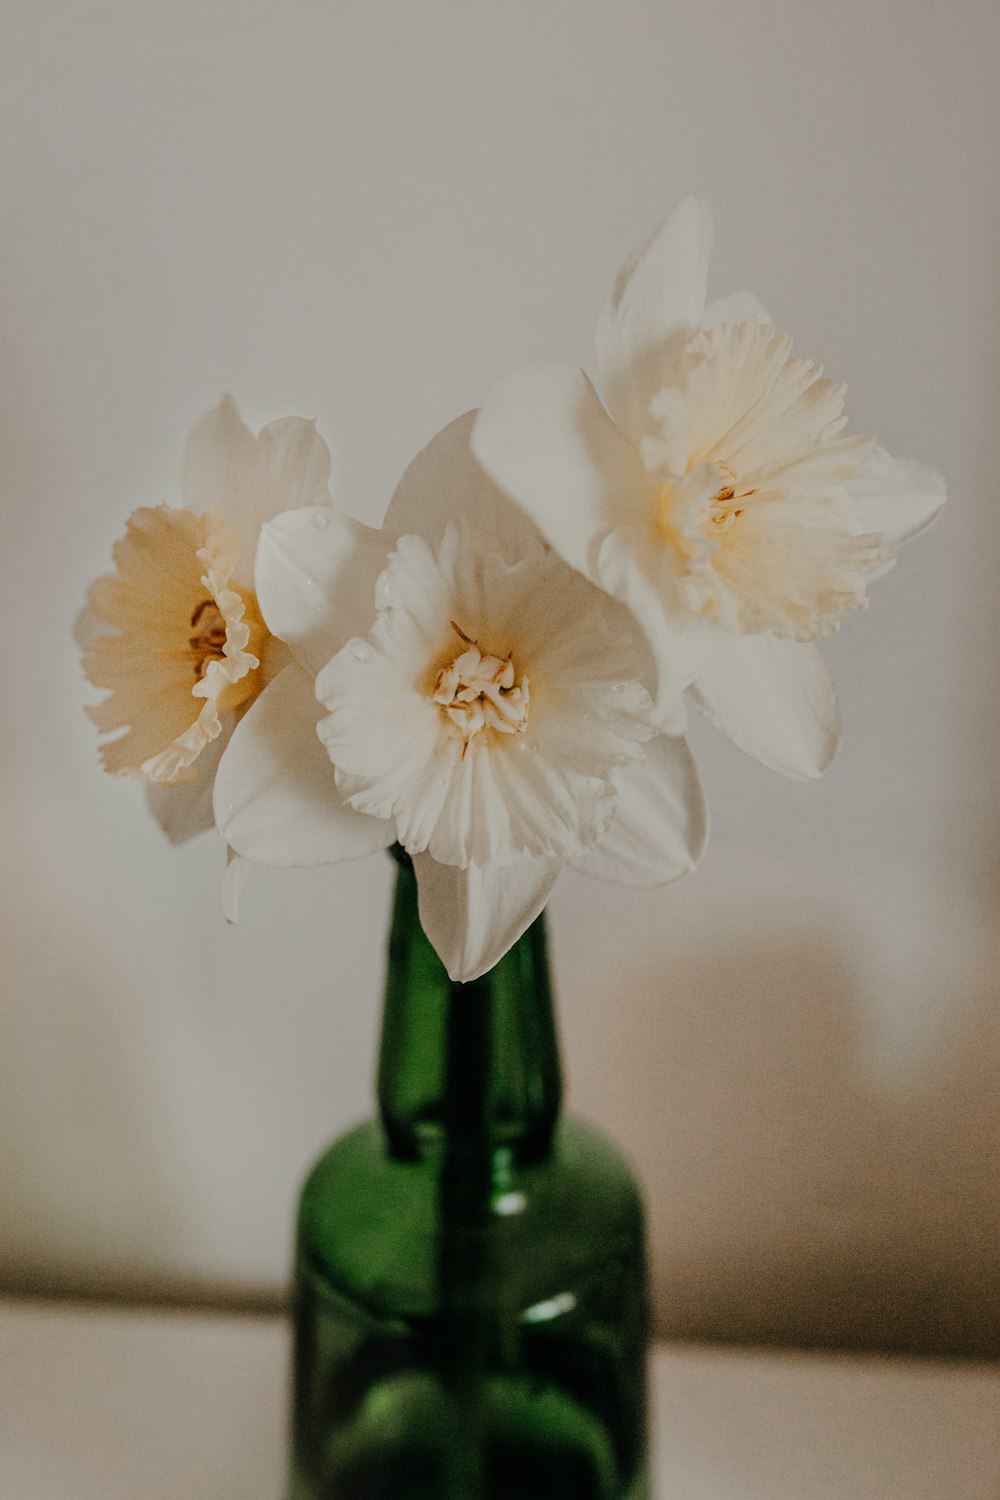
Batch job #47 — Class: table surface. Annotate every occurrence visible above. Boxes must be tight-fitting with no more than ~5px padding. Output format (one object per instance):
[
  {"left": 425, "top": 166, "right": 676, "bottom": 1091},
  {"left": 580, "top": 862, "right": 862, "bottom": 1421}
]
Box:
[{"left": 2, "top": 1297, "right": 998, "bottom": 1498}]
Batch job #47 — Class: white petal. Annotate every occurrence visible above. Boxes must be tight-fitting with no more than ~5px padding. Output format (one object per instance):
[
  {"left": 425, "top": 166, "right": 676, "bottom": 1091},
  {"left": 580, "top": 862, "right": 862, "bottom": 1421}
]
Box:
[
  {"left": 220, "top": 850, "right": 251, "bottom": 923},
  {"left": 317, "top": 638, "right": 450, "bottom": 845},
  {"left": 422, "top": 724, "right": 619, "bottom": 869},
  {"left": 144, "top": 718, "right": 232, "bottom": 844},
  {"left": 385, "top": 409, "right": 541, "bottom": 553},
  {"left": 73, "top": 598, "right": 107, "bottom": 652},
  {"left": 701, "top": 291, "right": 772, "bottom": 329},
  {"left": 593, "top": 525, "right": 708, "bottom": 734},
  {"left": 256, "top": 416, "right": 333, "bottom": 517},
  {"left": 595, "top": 198, "right": 712, "bottom": 442},
  {"left": 472, "top": 365, "right": 648, "bottom": 581},
  {"left": 146, "top": 780, "right": 214, "bottom": 844},
  {"left": 850, "top": 445, "right": 946, "bottom": 580},
  {"left": 255, "top": 506, "right": 391, "bottom": 674},
  {"left": 688, "top": 634, "right": 841, "bottom": 780},
  {"left": 180, "top": 396, "right": 265, "bottom": 574},
  {"left": 571, "top": 735, "right": 707, "bottom": 887},
  {"left": 412, "top": 851, "right": 562, "bottom": 983},
  {"left": 214, "top": 663, "right": 394, "bottom": 865}
]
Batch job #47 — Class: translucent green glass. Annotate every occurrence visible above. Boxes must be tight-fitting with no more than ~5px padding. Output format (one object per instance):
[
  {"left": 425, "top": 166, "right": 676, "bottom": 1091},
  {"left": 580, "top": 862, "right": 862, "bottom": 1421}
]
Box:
[{"left": 289, "top": 853, "right": 650, "bottom": 1499}]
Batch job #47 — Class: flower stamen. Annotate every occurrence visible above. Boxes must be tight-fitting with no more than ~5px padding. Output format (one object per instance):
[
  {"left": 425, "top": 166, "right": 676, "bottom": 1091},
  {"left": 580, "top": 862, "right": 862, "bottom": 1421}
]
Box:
[
  {"left": 654, "top": 462, "right": 755, "bottom": 559},
  {"left": 432, "top": 620, "right": 529, "bottom": 756},
  {"left": 707, "top": 462, "right": 756, "bottom": 531},
  {"left": 188, "top": 599, "right": 229, "bottom": 678}
]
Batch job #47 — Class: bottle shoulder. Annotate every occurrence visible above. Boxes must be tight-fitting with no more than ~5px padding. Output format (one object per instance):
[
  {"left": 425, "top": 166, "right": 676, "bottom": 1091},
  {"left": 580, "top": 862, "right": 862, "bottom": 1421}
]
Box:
[
  {"left": 296, "top": 1116, "right": 645, "bottom": 1321},
  {"left": 301, "top": 1116, "right": 643, "bottom": 1224}
]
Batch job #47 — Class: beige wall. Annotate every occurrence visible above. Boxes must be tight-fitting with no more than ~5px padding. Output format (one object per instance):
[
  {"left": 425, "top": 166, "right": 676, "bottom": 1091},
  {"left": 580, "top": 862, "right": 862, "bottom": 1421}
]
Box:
[{"left": 1, "top": 0, "right": 997, "bottom": 1354}]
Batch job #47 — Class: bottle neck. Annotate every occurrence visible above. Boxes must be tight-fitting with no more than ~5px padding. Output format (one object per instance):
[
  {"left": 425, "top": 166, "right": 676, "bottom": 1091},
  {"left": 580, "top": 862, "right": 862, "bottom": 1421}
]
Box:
[{"left": 377, "top": 851, "right": 562, "bottom": 1165}]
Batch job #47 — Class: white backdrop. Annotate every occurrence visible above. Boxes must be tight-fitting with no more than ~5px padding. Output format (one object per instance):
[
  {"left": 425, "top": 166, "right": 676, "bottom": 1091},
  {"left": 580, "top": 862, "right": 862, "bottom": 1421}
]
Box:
[{"left": 1, "top": 0, "right": 997, "bottom": 1354}]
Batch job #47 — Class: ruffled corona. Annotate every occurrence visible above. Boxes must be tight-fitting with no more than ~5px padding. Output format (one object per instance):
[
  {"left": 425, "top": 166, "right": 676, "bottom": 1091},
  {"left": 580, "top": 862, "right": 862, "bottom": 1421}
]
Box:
[
  {"left": 641, "top": 319, "right": 882, "bottom": 640},
  {"left": 473, "top": 198, "right": 946, "bottom": 775},
  {"left": 81, "top": 504, "right": 266, "bottom": 784},
  {"left": 316, "top": 522, "right": 656, "bottom": 869}
]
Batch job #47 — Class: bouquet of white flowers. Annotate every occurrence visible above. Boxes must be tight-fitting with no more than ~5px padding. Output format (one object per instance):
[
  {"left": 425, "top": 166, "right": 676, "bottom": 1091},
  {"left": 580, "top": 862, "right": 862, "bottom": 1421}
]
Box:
[
  {"left": 77, "top": 199, "right": 944, "bottom": 1496},
  {"left": 79, "top": 200, "right": 944, "bottom": 975}
]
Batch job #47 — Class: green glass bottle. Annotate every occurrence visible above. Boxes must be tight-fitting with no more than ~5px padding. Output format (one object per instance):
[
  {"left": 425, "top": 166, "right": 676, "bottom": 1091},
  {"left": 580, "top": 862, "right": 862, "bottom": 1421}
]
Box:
[{"left": 289, "top": 852, "right": 650, "bottom": 1499}]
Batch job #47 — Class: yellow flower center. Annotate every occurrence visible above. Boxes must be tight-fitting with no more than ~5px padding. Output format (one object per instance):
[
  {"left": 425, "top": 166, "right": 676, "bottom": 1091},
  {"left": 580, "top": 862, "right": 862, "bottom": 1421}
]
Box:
[
  {"left": 654, "top": 461, "right": 756, "bottom": 556},
  {"left": 707, "top": 466, "right": 756, "bottom": 530},
  {"left": 432, "top": 621, "right": 529, "bottom": 755},
  {"left": 188, "top": 599, "right": 229, "bottom": 678}
]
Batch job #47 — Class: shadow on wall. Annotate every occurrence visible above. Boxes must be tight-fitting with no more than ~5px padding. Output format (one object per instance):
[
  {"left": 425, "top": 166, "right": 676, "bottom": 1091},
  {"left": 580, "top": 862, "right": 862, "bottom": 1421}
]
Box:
[{"left": 559, "top": 903, "right": 1000, "bottom": 1359}]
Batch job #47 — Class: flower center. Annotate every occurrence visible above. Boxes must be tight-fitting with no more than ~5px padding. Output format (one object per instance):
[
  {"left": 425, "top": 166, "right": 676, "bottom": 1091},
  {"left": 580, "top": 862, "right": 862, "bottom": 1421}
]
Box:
[
  {"left": 707, "top": 464, "right": 756, "bottom": 530},
  {"left": 188, "top": 598, "right": 229, "bottom": 679},
  {"left": 654, "top": 461, "right": 756, "bottom": 554},
  {"left": 431, "top": 621, "right": 529, "bottom": 754}
]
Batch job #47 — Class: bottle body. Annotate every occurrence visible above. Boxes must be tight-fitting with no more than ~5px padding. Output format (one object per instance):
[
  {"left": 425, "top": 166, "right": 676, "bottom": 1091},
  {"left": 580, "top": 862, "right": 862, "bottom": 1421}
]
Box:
[
  {"left": 288, "top": 857, "right": 650, "bottom": 1499},
  {"left": 291, "top": 1118, "right": 649, "bottom": 1500}
]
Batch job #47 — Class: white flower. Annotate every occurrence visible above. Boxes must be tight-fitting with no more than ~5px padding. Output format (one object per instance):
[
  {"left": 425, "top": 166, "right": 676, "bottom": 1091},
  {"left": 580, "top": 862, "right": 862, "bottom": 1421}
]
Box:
[
  {"left": 472, "top": 199, "right": 947, "bottom": 779},
  {"left": 81, "top": 504, "right": 266, "bottom": 785},
  {"left": 213, "top": 413, "right": 707, "bottom": 980},
  {"left": 78, "top": 396, "right": 334, "bottom": 909}
]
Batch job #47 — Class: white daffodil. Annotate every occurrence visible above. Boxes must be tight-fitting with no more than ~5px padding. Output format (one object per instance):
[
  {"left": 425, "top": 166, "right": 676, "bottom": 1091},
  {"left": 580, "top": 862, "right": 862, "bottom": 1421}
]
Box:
[
  {"left": 213, "top": 413, "right": 706, "bottom": 981},
  {"left": 472, "top": 199, "right": 946, "bottom": 780},
  {"left": 78, "top": 396, "right": 334, "bottom": 908}
]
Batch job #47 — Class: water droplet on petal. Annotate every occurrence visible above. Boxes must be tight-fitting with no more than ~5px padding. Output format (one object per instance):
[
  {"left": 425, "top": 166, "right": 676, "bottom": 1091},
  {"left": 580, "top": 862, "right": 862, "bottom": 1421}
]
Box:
[
  {"left": 435, "top": 775, "right": 448, "bottom": 789},
  {"left": 312, "top": 511, "right": 330, "bottom": 529},
  {"left": 611, "top": 682, "right": 626, "bottom": 695},
  {"left": 375, "top": 573, "right": 392, "bottom": 607},
  {"left": 349, "top": 639, "right": 372, "bottom": 662},
  {"left": 298, "top": 573, "right": 316, "bottom": 591},
  {"left": 226, "top": 802, "right": 235, "bottom": 813}
]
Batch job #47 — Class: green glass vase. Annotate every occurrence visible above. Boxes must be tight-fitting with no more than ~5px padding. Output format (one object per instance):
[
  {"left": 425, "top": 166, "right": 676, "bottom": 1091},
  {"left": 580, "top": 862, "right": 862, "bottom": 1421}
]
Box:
[{"left": 289, "top": 852, "right": 650, "bottom": 1499}]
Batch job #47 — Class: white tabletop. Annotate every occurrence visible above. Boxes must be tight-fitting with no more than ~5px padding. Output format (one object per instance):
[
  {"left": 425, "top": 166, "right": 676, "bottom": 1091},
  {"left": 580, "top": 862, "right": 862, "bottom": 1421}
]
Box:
[{"left": 1, "top": 1298, "right": 998, "bottom": 1498}]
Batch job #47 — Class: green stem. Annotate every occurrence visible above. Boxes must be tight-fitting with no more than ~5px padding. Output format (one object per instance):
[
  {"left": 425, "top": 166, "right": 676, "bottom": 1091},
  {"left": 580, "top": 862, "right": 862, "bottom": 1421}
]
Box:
[{"left": 438, "top": 974, "right": 494, "bottom": 1496}]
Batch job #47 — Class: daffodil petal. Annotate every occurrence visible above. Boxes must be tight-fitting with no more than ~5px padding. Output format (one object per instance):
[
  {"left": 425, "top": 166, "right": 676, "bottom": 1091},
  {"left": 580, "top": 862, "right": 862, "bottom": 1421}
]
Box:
[
  {"left": 592, "top": 525, "right": 702, "bottom": 734},
  {"left": 146, "top": 780, "right": 215, "bottom": 844},
  {"left": 214, "top": 663, "right": 393, "bottom": 864},
  {"left": 571, "top": 735, "right": 707, "bottom": 887},
  {"left": 850, "top": 445, "right": 947, "bottom": 580},
  {"left": 385, "top": 409, "right": 541, "bottom": 552},
  {"left": 180, "top": 399, "right": 335, "bottom": 589},
  {"left": 595, "top": 197, "right": 712, "bottom": 442},
  {"left": 180, "top": 396, "right": 265, "bottom": 575},
  {"left": 220, "top": 850, "right": 251, "bottom": 924},
  {"left": 472, "top": 364, "right": 648, "bottom": 580},
  {"left": 145, "top": 719, "right": 232, "bottom": 844},
  {"left": 688, "top": 634, "right": 841, "bottom": 780},
  {"left": 701, "top": 291, "right": 772, "bottom": 329},
  {"left": 256, "top": 416, "right": 334, "bottom": 516},
  {"left": 412, "top": 851, "right": 562, "bottom": 983},
  {"left": 255, "top": 506, "right": 391, "bottom": 675}
]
